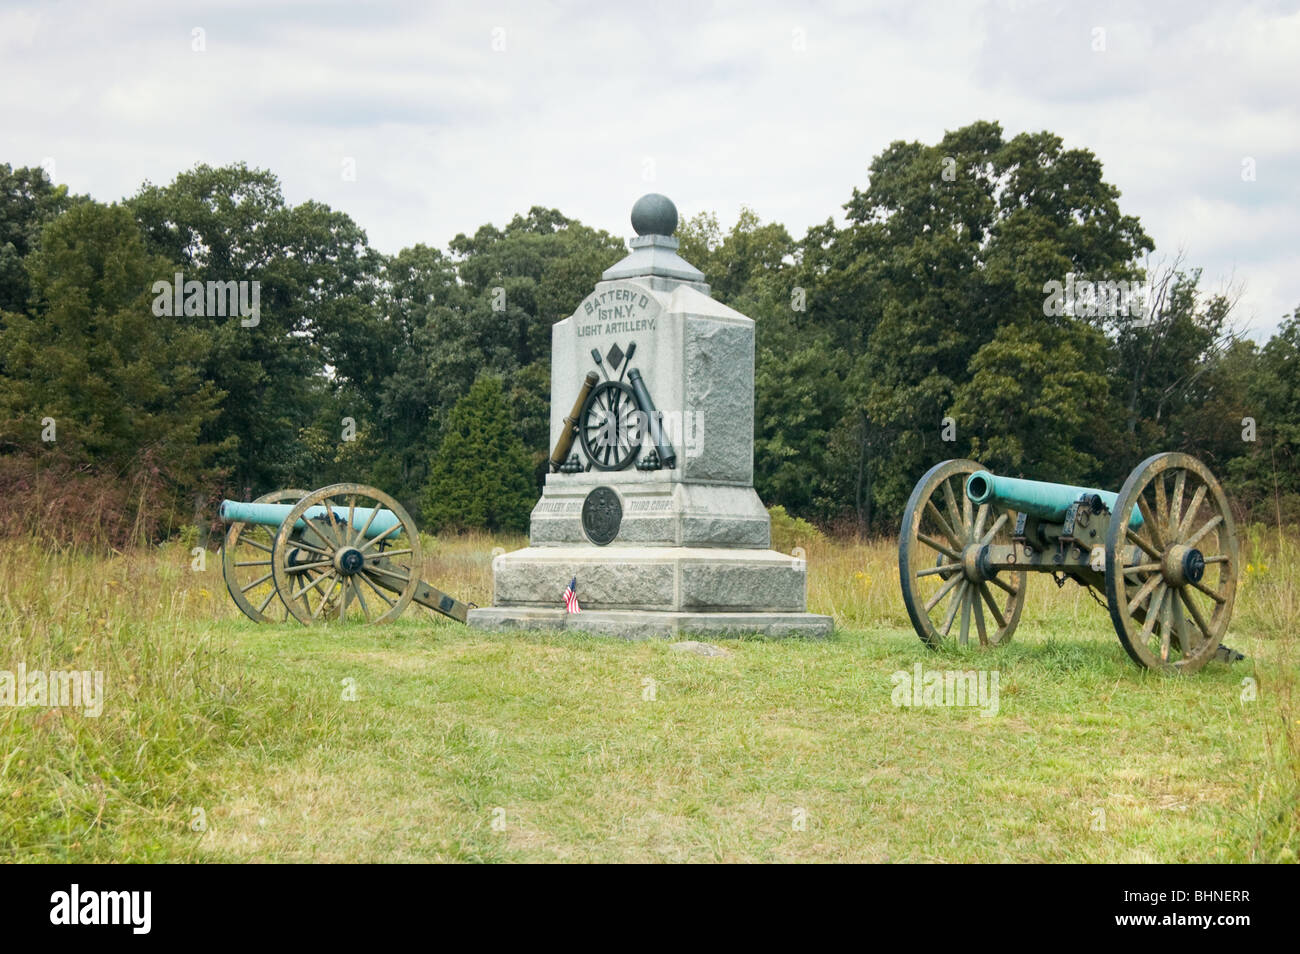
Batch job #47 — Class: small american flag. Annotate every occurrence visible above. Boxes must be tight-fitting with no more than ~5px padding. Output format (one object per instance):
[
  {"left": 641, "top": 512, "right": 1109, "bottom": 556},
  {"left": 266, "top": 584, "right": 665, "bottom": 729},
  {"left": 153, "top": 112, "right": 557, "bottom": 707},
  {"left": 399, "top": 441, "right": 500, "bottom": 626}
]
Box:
[{"left": 563, "top": 576, "right": 581, "bottom": 614}]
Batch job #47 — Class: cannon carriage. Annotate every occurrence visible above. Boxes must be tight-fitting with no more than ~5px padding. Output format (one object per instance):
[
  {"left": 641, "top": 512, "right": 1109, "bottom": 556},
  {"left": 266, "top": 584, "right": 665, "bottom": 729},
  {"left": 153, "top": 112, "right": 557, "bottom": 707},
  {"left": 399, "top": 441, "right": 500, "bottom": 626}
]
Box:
[
  {"left": 898, "top": 453, "right": 1240, "bottom": 673},
  {"left": 220, "top": 482, "right": 471, "bottom": 625}
]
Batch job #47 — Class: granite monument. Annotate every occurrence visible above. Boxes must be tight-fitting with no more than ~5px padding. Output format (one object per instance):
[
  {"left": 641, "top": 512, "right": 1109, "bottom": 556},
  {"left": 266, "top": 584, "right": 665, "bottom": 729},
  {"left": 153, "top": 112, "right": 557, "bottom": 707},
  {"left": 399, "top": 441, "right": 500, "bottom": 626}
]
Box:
[{"left": 466, "top": 194, "right": 832, "bottom": 638}]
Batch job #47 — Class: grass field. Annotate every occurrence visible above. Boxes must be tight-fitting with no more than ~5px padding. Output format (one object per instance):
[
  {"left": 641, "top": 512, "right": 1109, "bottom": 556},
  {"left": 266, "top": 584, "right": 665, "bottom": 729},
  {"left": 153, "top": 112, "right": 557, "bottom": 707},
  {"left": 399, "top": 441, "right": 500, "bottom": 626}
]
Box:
[{"left": 1, "top": 528, "right": 1296, "bottom": 862}]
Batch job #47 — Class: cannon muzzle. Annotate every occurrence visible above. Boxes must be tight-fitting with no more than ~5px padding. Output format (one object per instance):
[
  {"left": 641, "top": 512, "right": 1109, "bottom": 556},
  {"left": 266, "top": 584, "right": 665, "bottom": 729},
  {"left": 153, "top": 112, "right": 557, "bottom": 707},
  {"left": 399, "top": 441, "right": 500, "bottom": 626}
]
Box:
[
  {"left": 964, "top": 471, "right": 1142, "bottom": 527},
  {"left": 218, "top": 500, "right": 404, "bottom": 538}
]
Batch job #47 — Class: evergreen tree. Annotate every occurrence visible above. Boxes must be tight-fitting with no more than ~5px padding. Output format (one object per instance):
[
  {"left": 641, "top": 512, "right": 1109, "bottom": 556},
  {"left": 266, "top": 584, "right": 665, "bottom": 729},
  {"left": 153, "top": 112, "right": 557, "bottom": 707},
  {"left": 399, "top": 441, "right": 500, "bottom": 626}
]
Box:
[
  {"left": 422, "top": 376, "right": 535, "bottom": 532},
  {"left": 1228, "top": 311, "right": 1300, "bottom": 518},
  {"left": 0, "top": 201, "right": 224, "bottom": 484},
  {"left": 0, "top": 163, "right": 80, "bottom": 315}
]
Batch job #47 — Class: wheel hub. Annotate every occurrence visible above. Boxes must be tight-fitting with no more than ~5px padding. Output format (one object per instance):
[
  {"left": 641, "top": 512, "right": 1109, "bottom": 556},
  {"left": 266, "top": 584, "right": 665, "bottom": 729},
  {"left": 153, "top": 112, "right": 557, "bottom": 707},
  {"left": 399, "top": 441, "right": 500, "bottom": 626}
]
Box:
[
  {"left": 1162, "top": 544, "right": 1205, "bottom": 586},
  {"left": 964, "top": 544, "right": 995, "bottom": 582},
  {"left": 334, "top": 547, "right": 365, "bottom": 575}
]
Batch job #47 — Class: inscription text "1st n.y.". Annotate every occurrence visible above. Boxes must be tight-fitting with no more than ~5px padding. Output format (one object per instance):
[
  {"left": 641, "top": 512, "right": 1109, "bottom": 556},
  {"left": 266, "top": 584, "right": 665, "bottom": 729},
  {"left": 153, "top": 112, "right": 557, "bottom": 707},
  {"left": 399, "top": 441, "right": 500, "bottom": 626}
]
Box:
[{"left": 578, "top": 288, "right": 658, "bottom": 337}]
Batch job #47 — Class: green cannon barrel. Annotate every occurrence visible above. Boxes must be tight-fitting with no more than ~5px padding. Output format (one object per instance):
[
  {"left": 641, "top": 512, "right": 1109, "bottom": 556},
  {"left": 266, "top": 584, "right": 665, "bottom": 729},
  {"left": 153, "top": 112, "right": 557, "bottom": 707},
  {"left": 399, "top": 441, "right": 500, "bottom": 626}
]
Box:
[
  {"left": 964, "top": 472, "right": 1142, "bottom": 528},
  {"left": 218, "top": 500, "right": 403, "bottom": 538}
]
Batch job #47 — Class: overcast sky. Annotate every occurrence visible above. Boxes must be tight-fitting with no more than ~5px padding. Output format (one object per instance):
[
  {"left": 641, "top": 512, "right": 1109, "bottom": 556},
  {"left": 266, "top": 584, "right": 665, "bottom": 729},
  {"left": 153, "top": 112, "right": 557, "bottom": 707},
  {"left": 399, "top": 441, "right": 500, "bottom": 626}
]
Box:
[{"left": 2, "top": 0, "right": 1297, "bottom": 338}]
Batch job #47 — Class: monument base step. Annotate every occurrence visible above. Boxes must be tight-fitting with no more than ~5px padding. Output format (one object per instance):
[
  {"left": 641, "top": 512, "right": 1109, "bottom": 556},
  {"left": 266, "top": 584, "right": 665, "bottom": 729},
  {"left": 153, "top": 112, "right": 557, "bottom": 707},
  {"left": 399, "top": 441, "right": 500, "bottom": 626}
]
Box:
[
  {"left": 466, "top": 608, "right": 833, "bottom": 640},
  {"left": 488, "top": 545, "right": 810, "bottom": 613}
]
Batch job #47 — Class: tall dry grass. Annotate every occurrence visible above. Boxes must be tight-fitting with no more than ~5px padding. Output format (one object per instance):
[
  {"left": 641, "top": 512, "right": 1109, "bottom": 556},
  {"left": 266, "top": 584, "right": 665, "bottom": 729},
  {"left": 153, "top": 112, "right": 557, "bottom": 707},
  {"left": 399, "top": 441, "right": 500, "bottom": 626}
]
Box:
[{"left": 0, "top": 523, "right": 1295, "bottom": 859}]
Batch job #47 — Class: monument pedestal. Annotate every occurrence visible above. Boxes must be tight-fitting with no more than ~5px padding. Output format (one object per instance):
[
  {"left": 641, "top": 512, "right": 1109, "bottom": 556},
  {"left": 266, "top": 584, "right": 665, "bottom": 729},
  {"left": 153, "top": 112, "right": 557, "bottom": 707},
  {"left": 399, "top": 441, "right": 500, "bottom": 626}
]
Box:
[
  {"left": 528, "top": 470, "right": 771, "bottom": 547},
  {"left": 467, "top": 608, "right": 831, "bottom": 640},
  {"left": 466, "top": 194, "right": 832, "bottom": 640}
]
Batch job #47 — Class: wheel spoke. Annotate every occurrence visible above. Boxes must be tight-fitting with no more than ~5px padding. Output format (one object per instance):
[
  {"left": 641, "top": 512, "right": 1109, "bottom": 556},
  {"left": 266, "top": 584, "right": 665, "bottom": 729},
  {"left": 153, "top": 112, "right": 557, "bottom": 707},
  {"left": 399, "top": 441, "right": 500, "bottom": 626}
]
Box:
[
  {"left": 1126, "top": 573, "right": 1163, "bottom": 615},
  {"left": 283, "top": 568, "right": 321, "bottom": 612},
  {"left": 961, "top": 482, "right": 973, "bottom": 538},
  {"left": 351, "top": 503, "right": 380, "bottom": 548},
  {"left": 234, "top": 559, "right": 271, "bottom": 568},
  {"left": 979, "top": 511, "right": 1008, "bottom": 546},
  {"left": 988, "top": 574, "right": 1018, "bottom": 597},
  {"left": 239, "top": 571, "right": 273, "bottom": 593},
  {"left": 257, "top": 588, "right": 279, "bottom": 614},
  {"left": 941, "top": 479, "right": 963, "bottom": 543},
  {"left": 369, "top": 564, "right": 411, "bottom": 586},
  {"left": 1159, "top": 589, "right": 1173, "bottom": 662},
  {"left": 303, "top": 514, "right": 343, "bottom": 551},
  {"left": 310, "top": 575, "right": 339, "bottom": 621},
  {"left": 973, "top": 589, "right": 988, "bottom": 646},
  {"left": 1184, "top": 514, "right": 1223, "bottom": 549},
  {"left": 1180, "top": 589, "right": 1213, "bottom": 642},
  {"left": 1122, "top": 562, "right": 1162, "bottom": 576},
  {"left": 1153, "top": 475, "right": 1168, "bottom": 544},
  {"left": 1136, "top": 495, "right": 1165, "bottom": 551},
  {"left": 291, "top": 571, "right": 334, "bottom": 601},
  {"left": 917, "top": 563, "right": 959, "bottom": 578},
  {"left": 940, "top": 582, "right": 966, "bottom": 636},
  {"left": 917, "top": 532, "right": 960, "bottom": 562},
  {"left": 288, "top": 539, "right": 333, "bottom": 559},
  {"left": 925, "top": 499, "right": 962, "bottom": 549},
  {"left": 351, "top": 579, "right": 372, "bottom": 622},
  {"left": 1175, "top": 484, "right": 1207, "bottom": 541},
  {"left": 357, "top": 520, "right": 402, "bottom": 554},
  {"left": 241, "top": 537, "right": 273, "bottom": 554},
  {"left": 1125, "top": 527, "right": 1161, "bottom": 561},
  {"left": 1189, "top": 576, "right": 1226, "bottom": 604},
  {"left": 1168, "top": 471, "right": 1185, "bottom": 540},
  {"left": 1174, "top": 593, "right": 1196, "bottom": 654},
  {"left": 924, "top": 572, "right": 963, "bottom": 613},
  {"left": 958, "top": 587, "right": 972, "bottom": 647},
  {"left": 285, "top": 559, "right": 333, "bottom": 574},
  {"left": 972, "top": 502, "right": 989, "bottom": 545},
  {"left": 338, "top": 577, "right": 352, "bottom": 621},
  {"left": 1140, "top": 584, "right": 1167, "bottom": 643},
  {"left": 359, "top": 572, "right": 396, "bottom": 606},
  {"left": 345, "top": 495, "right": 357, "bottom": 546},
  {"left": 978, "top": 584, "right": 1007, "bottom": 629},
  {"left": 318, "top": 499, "right": 346, "bottom": 547}
]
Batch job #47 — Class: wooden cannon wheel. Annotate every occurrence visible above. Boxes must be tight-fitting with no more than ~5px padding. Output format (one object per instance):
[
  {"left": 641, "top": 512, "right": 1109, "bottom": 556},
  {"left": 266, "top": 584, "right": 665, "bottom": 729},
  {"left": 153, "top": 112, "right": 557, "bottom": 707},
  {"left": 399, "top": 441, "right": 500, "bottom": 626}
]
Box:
[
  {"left": 1104, "top": 453, "right": 1239, "bottom": 673},
  {"left": 899, "top": 459, "right": 1027, "bottom": 649},
  {"left": 579, "top": 379, "right": 642, "bottom": 471},
  {"left": 270, "top": 483, "right": 423, "bottom": 625},
  {"left": 222, "top": 488, "right": 312, "bottom": 623}
]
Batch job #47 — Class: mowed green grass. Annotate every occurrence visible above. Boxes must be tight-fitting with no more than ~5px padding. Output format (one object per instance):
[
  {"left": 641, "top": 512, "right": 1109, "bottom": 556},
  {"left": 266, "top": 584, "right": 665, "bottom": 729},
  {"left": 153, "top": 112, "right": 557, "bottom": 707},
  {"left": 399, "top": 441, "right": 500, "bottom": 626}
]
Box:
[{"left": 0, "top": 530, "right": 1295, "bottom": 863}]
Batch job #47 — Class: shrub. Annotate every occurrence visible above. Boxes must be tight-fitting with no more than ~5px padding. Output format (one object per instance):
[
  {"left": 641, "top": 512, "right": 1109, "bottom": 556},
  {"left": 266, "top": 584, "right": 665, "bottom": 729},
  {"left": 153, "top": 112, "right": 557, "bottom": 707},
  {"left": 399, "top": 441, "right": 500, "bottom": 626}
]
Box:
[{"left": 768, "top": 504, "right": 824, "bottom": 552}]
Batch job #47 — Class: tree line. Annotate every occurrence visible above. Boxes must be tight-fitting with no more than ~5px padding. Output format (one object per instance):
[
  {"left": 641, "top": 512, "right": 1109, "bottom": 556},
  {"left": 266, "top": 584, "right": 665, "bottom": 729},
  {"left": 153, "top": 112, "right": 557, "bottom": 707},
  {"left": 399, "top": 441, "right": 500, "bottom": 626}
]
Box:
[{"left": 0, "top": 120, "right": 1295, "bottom": 545}]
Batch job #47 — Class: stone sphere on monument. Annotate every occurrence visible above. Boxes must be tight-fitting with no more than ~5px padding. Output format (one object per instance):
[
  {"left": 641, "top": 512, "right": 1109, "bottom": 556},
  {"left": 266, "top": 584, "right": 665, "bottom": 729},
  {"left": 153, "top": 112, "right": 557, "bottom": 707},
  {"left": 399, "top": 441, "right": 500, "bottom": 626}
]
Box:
[{"left": 630, "top": 193, "right": 678, "bottom": 237}]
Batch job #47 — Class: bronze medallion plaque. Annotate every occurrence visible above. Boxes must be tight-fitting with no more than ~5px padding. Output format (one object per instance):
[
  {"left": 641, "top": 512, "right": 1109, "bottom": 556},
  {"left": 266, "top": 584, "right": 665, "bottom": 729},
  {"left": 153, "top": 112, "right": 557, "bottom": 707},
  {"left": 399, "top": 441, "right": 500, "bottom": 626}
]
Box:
[{"left": 581, "top": 486, "right": 622, "bottom": 546}]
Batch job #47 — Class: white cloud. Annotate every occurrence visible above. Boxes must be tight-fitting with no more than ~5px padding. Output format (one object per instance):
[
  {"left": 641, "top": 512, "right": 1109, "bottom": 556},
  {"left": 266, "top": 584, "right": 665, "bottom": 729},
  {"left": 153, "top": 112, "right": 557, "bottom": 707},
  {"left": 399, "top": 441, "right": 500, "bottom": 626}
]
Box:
[{"left": 2, "top": 0, "right": 1296, "bottom": 335}]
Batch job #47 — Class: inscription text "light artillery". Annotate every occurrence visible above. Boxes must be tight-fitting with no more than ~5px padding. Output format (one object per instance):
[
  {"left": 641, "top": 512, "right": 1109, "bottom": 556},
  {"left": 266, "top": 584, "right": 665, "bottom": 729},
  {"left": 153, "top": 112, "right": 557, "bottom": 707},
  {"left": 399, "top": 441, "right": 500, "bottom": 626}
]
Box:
[{"left": 577, "top": 316, "right": 657, "bottom": 337}]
